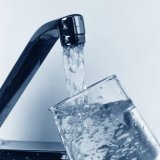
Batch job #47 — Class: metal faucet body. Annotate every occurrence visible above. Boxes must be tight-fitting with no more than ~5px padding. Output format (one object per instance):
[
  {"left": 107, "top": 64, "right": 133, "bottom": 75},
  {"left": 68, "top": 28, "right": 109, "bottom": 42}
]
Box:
[{"left": 0, "top": 14, "right": 85, "bottom": 126}]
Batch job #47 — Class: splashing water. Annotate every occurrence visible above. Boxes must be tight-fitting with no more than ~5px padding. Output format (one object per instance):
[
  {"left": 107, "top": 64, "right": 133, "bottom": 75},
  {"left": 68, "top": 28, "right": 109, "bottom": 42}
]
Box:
[
  {"left": 51, "top": 100, "right": 160, "bottom": 160},
  {"left": 53, "top": 44, "right": 160, "bottom": 160},
  {"left": 63, "top": 44, "right": 86, "bottom": 97}
]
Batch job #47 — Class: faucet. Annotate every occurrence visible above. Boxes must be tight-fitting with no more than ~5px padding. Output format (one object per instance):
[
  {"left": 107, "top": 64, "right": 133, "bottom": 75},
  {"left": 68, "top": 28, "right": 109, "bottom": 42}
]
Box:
[{"left": 0, "top": 14, "right": 85, "bottom": 126}]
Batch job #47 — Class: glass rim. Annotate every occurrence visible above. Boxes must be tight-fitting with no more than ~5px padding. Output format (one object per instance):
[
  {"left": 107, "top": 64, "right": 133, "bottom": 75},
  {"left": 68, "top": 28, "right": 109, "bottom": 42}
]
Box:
[{"left": 49, "top": 74, "right": 118, "bottom": 111}]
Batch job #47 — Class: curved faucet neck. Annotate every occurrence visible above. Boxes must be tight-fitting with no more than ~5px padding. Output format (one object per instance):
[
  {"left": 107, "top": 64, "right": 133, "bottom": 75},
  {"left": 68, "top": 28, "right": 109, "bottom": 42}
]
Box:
[{"left": 0, "top": 14, "right": 85, "bottom": 126}]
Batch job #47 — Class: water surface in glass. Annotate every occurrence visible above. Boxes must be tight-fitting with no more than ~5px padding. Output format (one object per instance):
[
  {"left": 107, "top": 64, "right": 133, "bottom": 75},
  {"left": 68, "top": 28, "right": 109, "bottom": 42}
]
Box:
[{"left": 50, "top": 75, "right": 160, "bottom": 160}]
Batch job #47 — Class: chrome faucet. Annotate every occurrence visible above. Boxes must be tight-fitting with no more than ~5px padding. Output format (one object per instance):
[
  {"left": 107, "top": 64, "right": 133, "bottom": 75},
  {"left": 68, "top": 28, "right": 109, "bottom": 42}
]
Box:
[
  {"left": 0, "top": 14, "right": 85, "bottom": 126},
  {"left": 0, "top": 14, "right": 85, "bottom": 159}
]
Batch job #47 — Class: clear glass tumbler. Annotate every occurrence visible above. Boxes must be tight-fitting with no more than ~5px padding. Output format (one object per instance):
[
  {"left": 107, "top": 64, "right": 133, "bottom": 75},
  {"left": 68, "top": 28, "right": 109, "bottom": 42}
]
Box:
[{"left": 49, "top": 75, "right": 160, "bottom": 160}]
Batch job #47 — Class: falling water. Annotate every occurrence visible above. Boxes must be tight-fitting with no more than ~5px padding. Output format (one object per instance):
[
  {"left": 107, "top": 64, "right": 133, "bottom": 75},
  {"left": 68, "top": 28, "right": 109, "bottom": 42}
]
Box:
[{"left": 63, "top": 44, "right": 86, "bottom": 97}]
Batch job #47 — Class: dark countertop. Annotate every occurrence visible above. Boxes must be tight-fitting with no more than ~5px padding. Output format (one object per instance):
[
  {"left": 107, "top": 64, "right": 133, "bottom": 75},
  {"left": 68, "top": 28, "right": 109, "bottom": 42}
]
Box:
[
  {"left": 0, "top": 150, "right": 62, "bottom": 160},
  {"left": 0, "top": 140, "right": 66, "bottom": 160}
]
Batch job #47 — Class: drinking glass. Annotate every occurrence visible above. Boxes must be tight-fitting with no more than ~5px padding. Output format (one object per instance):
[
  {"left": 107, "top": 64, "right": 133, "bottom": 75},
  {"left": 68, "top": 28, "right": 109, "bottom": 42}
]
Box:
[{"left": 50, "top": 75, "right": 160, "bottom": 160}]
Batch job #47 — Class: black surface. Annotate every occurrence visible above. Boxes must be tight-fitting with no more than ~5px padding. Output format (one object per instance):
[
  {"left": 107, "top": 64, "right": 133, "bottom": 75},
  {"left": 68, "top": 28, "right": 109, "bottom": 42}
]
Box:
[{"left": 0, "top": 150, "right": 63, "bottom": 160}]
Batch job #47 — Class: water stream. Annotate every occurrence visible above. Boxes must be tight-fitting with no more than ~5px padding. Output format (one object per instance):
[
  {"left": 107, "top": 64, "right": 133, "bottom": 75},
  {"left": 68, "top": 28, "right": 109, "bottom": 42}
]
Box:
[{"left": 63, "top": 44, "right": 86, "bottom": 97}]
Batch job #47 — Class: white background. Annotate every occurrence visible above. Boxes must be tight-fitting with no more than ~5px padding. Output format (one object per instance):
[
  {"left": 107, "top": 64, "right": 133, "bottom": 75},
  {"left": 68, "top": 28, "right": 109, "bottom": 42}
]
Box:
[{"left": 0, "top": 0, "right": 160, "bottom": 143}]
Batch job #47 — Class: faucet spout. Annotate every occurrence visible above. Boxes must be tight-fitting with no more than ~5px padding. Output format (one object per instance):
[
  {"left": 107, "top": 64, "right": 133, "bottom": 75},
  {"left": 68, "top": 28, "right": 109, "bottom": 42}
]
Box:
[
  {"left": 0, "top": 14, "right": 85, "bottom": 126},
  {"left": 59, "top": 14, "right": 85, "bottom": 47}
]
